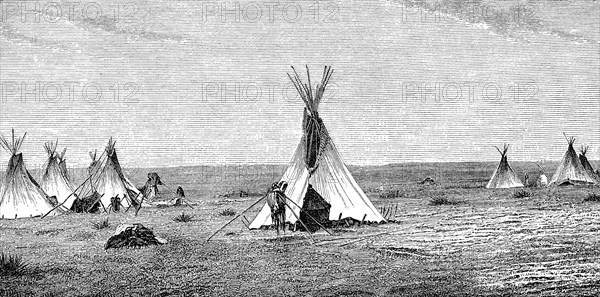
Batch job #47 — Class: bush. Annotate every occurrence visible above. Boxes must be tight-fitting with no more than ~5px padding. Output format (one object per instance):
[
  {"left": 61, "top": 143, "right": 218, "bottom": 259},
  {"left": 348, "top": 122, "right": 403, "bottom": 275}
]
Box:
[
  {"left": 0, "top": 252, "right": 29, "bottom": 276},
  {"left": 583, "top": 193, "right": 600, "bottom": 202},
  {"left": 513, "top": 189, "right": 531, "bottom": 198},
  {"left": 92, "top": 218, "right": 110, "bottom": 230},
  {"left": 173, "top": 212, "right": 194, "bottom": 222},
  {"left": 429, "top": 195, "right": 462, "bottom": 206},
  {"left": 219, "top": 208, "right": 236, "bottom": 216}
]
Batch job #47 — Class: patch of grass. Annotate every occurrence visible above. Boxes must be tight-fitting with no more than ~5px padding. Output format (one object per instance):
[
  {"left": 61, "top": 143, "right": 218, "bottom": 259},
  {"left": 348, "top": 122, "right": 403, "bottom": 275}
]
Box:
[
  {"left": 443, "top": 182, "right": 485, "bottom": 189},
  {"left": 219, "top": 208, "right": 236, "bottom": 216},
  {"left": 173, "top": 212, "right": 194, "bottom": 222},
  {"left": 91, "top": 218, "right": 110, "bottom": 230},
  {"left": 379, "top": 189, "right": 405, "bottom": 199},
  {"left": 0, "top": 252, "right": 29, "bottom": 276},
  {"left": 429, "top": 195, "right": 463, "bottom": 206},
  {"left": 583, "top": 192, "right": 600, "bottom": 202},
  {"left": 34, "top": 228, "right": 62, "bottom": 236},
  {"left": 513, "top": 189, "right": 531, "bottom": 198},
  {"left": 70, "top": 231, "right": 96, "bottom": 241}
]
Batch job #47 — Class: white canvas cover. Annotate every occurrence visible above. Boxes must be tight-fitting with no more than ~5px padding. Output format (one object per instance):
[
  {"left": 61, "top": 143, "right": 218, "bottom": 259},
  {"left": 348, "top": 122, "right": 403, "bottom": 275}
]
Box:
[
  {"left": 250, "top": 141, "right": 384, "bottom": 228},
  {"left": 41, "top": 142, "right": 78, "bottom": 209}
]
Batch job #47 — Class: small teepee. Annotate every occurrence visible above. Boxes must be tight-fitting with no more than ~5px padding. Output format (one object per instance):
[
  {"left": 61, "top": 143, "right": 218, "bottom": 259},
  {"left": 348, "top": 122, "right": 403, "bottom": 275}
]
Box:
[
  {"left": 549, "top": 136, "right": 597, "bottom": 186},
  {"left": 94, "top": 138, "right": 140, "bottom": 210},
  {"left": 250, "top": 66, "right": 385, "bottom": 229},
  {"left": 579, "top": 145, "right": 600, "bottom": 184},
  {"left": 57, "top": 147, "right": 70, "bottom": 182},
  {"left": 0, "top": 130, "right": 63, "bottom": 219},
  {"left": 536, "top": 165, "right": 548, "bottom": 187},
  {"left": 486, "top": 144, "right": 524, "bottom": 189},
  {"left": 71, "top": 150, "right": 103, "bottom": 213},
  {"left": 40, "top": 141, "right": 78, "bottom": 210}
]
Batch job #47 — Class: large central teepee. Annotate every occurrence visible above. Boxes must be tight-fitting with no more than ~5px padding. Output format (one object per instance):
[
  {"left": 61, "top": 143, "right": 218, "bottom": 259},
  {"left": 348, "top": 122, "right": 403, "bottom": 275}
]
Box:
[
  {"left": 250, "top": 66, "right": 385, "bottom": 229},
  {"left": 486, "top": 144, "right": 524, "bottom": 189},
  {"left": 0, "top": 130, "right": 63, "bottom": 219},
  {"left": 40, "top": 141, "right": 78, "bottom": 210},
  {"left": 549, "top": 136, "right": 597, "bottom": 186}
]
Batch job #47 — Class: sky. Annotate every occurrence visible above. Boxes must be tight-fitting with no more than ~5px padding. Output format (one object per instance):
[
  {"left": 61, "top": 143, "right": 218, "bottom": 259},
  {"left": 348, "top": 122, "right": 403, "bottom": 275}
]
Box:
[{"left": 1, "top": 0, "right": 599, "bottom": 168}]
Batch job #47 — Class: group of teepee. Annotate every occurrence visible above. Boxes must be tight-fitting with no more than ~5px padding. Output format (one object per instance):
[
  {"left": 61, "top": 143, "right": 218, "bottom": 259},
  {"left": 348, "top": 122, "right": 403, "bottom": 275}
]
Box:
[
  {"left": 486, "top": 136, "right": 599, "bottom": 189},
  {"left": 0, "top": 132, "right": 142, "bottom": 219},
  {"left": 0, "top": 132, "right": 65, "bottom": 219},
  {"left": 2, "top": 66, "right": 598, "bottom": 228}
]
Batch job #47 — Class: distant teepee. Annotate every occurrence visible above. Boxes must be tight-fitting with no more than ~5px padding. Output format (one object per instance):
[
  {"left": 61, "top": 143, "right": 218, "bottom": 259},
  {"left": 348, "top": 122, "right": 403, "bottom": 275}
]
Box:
[
  {"left": 57, "top": 147, "right": 70, "bottom": 182},
  {"left": 486, "top": 144, "right": 524, "bottom": 189},
  {"left": 0, "top": 130, "right": 64, "bottom": 219},
  {"left": 549, "top": 136, "right": 597, "bottom": 186},
  {"left": 536, "top": 165, "right": 548, "bottom": 187},
  {"left": 578, "top": 145, "right": 600, "bottom": 184}
]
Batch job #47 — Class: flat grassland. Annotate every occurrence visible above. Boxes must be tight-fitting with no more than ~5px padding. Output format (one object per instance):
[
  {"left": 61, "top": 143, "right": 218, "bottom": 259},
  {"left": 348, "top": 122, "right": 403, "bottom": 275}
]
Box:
[{"left": 1, "top": 162, "right": 599, "bottom": 296}]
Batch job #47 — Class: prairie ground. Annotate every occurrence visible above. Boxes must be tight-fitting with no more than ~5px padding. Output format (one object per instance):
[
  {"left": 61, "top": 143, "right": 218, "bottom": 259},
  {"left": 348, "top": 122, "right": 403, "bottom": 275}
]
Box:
[{"left": 1, "top": 162, "right": 599, "bottom": 296}]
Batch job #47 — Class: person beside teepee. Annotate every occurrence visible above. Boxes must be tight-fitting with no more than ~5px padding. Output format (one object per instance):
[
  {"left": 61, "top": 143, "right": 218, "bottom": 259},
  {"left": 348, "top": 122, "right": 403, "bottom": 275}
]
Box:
[
  {"left": 549, "top": 136, "right": 597, "bottom": 186},
  {"left": 486, "top": 144, "right": 524, "bottom": 189},
  {"left": 138, "top": 172, "right": 163, "bottom": 205},
  {"left": 40, "top": 141, "right": 78, "bottom": 210},
  {"left": 250, "top": 66, "right": 385, "bottom": 230},
  {"left": 0, "top": 130, "right": 64, "bottom": 219}
]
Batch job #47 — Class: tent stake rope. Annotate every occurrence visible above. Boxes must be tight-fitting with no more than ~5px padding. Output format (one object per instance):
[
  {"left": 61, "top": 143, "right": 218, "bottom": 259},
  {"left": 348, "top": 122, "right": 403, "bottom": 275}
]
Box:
[{"left": 205, "top": 195, "right": 267, "bottom": 243}]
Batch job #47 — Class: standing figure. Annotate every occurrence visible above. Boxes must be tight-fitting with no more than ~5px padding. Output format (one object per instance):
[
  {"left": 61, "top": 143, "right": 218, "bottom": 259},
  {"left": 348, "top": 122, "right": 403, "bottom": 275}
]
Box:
[{"left": 266, "top": 181, "right": 288, "bottom": 235}]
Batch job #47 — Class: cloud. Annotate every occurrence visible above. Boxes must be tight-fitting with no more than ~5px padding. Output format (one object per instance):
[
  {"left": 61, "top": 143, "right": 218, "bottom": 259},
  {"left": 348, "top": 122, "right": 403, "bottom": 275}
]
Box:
[
  {"left": 0, "top": 24, "right": 82, "bottom": 53},
  {"left": 76, "top": 16, "right": 187, "bottom": 43}
]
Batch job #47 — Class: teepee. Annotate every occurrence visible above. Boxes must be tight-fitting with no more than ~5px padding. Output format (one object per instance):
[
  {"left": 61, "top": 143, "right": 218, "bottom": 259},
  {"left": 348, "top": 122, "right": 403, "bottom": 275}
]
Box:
[
  {"left": 0, "top": 130, "right": 63, "bottom": 219},
  {"left": 579, "top": 146, "right": 600, "bottom": 183},
  {"left": 71, "top": 150, "right": 103, "bottom": 213},
  {"left": 40, "top": 141, "right": 78, "bottom": 210},
  {"left": 486, "top": 144, "right": 524, "bottom": 189},
  {"left": 549, "top": 136, "right": 597, "bottom": 186},
  {"left": 94, "top": 138, "right": 140, "bottom": 210},
  {"left": 57, "top": 147, "right": 70, "bottom": 182},
  {"left": 250, "top": 66, "right": 385, "bottom": 229},
  {"left": 536, "top": 165, "right": 548, "bottom": 187}
]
